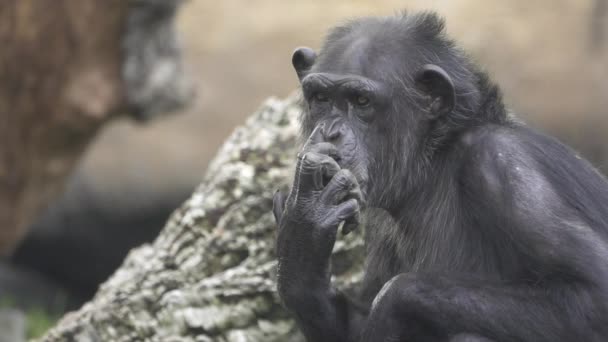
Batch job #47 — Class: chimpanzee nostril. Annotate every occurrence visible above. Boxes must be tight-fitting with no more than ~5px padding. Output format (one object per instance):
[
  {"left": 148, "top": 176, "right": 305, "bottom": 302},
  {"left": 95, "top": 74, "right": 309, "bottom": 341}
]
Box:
[
  {"left": 323, "top": 120, "right": 343, "bottom": 142},
  {"left": 326, "top": 128, "right": 341, "bottom": 141}
]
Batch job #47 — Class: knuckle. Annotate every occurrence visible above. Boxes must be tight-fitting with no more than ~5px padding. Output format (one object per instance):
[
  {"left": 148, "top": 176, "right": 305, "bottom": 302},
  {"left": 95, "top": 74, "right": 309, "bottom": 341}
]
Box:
[
  {"left": 333, "top": 170, "right": 348, "bottom": 182},
  {"left": 339, "top": 199, "right": 359, "bottom": 217},
  {"left": 320, "top": 153, "right": 339, "bottom": 163},
  {"left": 302, "top": 151, "right": 318, "bottom": 162},
  {"left": 351, "top": 202, "right": 361, "bottom": 215},
  {"left": 322, "top": 160, "right": 340, "bottom": 175},
  {"left": 347, "top": 197, "right": 360, "bottom": 207},
  {"left": 303, "top": 144, "right": 340, "bottom": 163},
  {"left": 335, "top": 170, "right": 356, "bottom": 187},
  {"left": 300, "top": 152, "right": 323, "bottom": 170},
  {"left": 303, "top": 151, "right": 335, "bottom": 167},
  {"left": 309, "top": 142, "right": 335, "bottom": 153}
]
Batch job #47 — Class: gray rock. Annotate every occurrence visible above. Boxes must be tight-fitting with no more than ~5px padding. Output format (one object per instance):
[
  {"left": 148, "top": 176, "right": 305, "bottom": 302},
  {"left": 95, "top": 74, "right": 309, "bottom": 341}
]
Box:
[
  {"left": 0, "top": 309, "right": 26, "bottom": 342},
  {"left": 38, "top": 95, "right": 365, "bottom": 341}
]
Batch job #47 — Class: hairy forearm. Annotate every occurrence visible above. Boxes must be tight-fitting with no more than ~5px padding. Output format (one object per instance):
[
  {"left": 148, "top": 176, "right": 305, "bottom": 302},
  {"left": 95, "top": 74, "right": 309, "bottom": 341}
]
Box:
[
  {"left": 276, "top": 237, "right": 363, "bottom": 341},
  {"left": 282, "top": 285, "right": 362, "bottom": 342}
]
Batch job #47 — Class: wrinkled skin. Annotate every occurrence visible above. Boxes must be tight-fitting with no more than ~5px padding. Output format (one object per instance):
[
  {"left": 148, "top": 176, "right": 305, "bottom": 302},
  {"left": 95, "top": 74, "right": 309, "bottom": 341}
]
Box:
[
  {"left": 274, "top": 129, "right": 364, "bottom": 341},
  {"left": 274, "top": 129, "right": 363, "bottom": 263}
]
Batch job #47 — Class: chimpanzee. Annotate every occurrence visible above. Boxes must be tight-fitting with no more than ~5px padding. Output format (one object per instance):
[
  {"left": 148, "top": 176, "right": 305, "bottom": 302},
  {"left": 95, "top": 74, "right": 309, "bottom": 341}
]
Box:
[{"left": 273, "top": 12, "right": 608, "bottom": 342}]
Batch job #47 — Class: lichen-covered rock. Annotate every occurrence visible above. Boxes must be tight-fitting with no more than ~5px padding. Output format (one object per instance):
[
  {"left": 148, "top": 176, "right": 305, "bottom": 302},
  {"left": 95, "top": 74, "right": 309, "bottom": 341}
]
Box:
[
  {"left": 39, "top": 95, "right": 365, "bottom": 341},
  {"left": 0, "top": 309, "right": 26, "bottom": 342}
]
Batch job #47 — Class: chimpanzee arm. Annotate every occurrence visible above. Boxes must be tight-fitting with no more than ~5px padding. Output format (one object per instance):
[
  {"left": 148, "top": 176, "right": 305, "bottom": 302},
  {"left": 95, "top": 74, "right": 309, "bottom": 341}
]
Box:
[
  {"left": 274, "top": 142, "right": 365, "bottom": 342},
  {"left": 362, "top": 128, "right": 608, "bottom": 341}
]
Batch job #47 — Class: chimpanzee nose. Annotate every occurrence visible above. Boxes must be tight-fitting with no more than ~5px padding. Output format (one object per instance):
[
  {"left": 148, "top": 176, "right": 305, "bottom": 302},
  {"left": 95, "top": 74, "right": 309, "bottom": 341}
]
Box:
[{"left": 322, "top": 119, "right": 343, "bottom": 142}]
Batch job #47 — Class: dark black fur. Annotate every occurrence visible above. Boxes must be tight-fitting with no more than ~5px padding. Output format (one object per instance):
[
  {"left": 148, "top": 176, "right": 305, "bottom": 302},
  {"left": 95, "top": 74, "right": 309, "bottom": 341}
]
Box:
[{"left": 274, "top": 12, "right": 608, "bottom": 341}]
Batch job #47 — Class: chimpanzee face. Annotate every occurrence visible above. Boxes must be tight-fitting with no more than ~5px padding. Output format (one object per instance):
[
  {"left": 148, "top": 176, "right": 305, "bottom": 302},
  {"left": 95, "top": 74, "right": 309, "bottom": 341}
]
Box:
[{"left": 292, "top": 37, "right": 456, "bottom": 208}]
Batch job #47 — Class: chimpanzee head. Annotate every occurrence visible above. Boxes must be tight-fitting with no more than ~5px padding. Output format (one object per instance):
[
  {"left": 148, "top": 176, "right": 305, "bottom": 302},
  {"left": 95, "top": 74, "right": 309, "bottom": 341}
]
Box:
[{"left": 293, "top": 13, "right": 486, "bottom": 209}]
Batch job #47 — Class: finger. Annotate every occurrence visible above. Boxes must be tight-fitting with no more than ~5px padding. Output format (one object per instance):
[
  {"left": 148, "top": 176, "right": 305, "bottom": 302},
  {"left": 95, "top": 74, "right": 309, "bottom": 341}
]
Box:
[
  {"left": 336, "top": 198, "right": 360, "bottom": 221},
  {"left": 301, "top": 123, "right": 324, "bottom": 150},
  {"left": 319, "top": 169, "right": 360, "bottom": 205},
  {"left": 346, "top": 183, "right": 363, "bottom": 203},
  {"left": 297, "top": 152, "right": 341, "bottom": 192},
  {"left": 322, "top": 198, "right": 360, "bottom": 230},
  {"left": 304, "top": 142, "right": 341, "bottom": 161},
  {"left": 342, "top": 209, "right": 361, "bottom": 235}
]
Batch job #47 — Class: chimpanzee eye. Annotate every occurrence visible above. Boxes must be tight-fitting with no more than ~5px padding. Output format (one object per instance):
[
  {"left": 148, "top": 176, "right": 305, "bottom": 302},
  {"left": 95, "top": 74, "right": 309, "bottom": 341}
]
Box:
[
  {"left": 355, "top": 95, "right": 370, "bottom": 107},
  {"left": 313, "top": 92, "right": 329, "bottom": 102}
]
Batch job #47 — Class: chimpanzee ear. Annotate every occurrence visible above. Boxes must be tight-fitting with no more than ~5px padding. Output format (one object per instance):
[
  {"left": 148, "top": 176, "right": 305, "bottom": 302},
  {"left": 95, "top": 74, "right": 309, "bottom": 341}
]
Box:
[
  {"left": 415, "top": 64, "right": 455, "bottom": 117},
  {"left": 292, "top": 47, "right": 317, "bottom": 81}
]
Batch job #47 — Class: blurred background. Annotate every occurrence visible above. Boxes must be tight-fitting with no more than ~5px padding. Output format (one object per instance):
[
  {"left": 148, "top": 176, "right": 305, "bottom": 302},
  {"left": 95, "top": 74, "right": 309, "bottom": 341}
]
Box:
[{"left": 0, "top": 0, "right": 606, "bottom": 339}]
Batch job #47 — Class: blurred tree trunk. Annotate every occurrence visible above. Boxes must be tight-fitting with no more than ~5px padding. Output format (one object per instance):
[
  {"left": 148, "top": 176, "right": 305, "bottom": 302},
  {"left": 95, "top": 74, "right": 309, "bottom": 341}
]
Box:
[
  {"left": 39, "top": 95, "right": 366, "bottom": 342},
  {"left": 0, "top": 1, "right": 129, "bottom": 255}
]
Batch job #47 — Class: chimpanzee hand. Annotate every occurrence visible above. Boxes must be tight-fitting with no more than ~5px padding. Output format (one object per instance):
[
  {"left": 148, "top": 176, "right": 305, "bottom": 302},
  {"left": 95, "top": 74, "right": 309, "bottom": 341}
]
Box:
[{"left": 274, "top": 141, "right": 362, "bottom": 291}]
